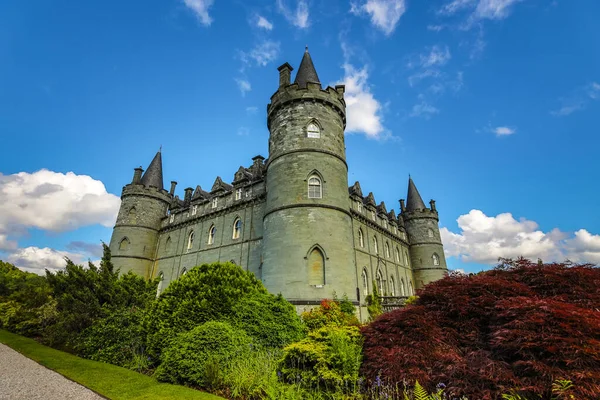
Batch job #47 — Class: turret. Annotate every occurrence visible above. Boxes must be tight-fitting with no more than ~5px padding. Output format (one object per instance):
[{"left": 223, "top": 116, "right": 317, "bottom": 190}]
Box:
[
  {"left": 401, "top": 177, "right": 447, "bottom": 289},
  {"left": 108, "top": 150, "right": 171, "bottom": 279},
  {"left": 262, "top": 47, "right": 357, "bottom": 311}
]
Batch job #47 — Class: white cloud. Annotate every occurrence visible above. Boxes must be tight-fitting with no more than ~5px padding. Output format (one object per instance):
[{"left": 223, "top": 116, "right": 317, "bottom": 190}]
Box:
[
  {"left": 339, "top": 63, "right": 386, "bottom": 139},
  {"left": 438, "top": 0, "right": 477, "bottom": 16},
  {"left": 350, "top": 0, "right": 407, "bottom": 36},
  {"left": 441, "top": 209, "right": 600, "bottom": 265},
  {"left": 276, "top": 0, "right": 310, "bottom": 29},
  {"left": 410, "top": 96, "right": 440, "bottom": 118},
  {"left": 182, "top": 0, "right": 215, "bottom": 26},
  {"left": 7, "top": 246, "right": 91, "bottom": 275},
  {"left": 246, "top": 106, "right": 258, "bottom": 115},
  {"left": 493, "top": 126, "right": 516, "bottom": 136},
  {"left": 551, "top": 82, "right": 600, "bottom": 116},
  {"left": 420, "top": 45, "right": 451, "bottom": 68},
  {"left": 255, "top": 15, "right": 273, "bottom": 30},
  {"left": 407, "top": 46, "right": 453, "bottom": 87},
  {"left": 0, "top": 169, "right": 120, "bottom": 234},
  {"left": 240, "top": 40, "right": 280, "bottom": 68},
  {"left": 438, "top": 0, "right": 524, "bottom": 22},
  {"left": 235, "top": 78, "right": 251, "bottom": 96}
]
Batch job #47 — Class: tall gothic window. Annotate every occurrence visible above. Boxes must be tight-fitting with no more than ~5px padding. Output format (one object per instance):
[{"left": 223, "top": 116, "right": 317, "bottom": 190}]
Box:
[
  {"left": 358, "top": 229, "right": 364, "bottom": 247},
  {"left": 208, "top": 225, "right": 216, "bottom": 245},
  {"left": 376, "top": 270, "right": 383, "bottom": 294},
  {"left": 373, "top": 237, "right": 378, "bottom": 254},
  {"left": 433, "top": 253, "right": 440, "bottom": 266},
  {"left": 385, "top": 242, "right": 390, "bottom": 258},
  {"left": 307, "top": 247, "right": 325, "bottom": 286},
  {"left": 233, "top": 218, "right": 242, "bottom": 239},
  {"left": 400, "top": 278, "right": 406, "bottom": 296},
  {"left": 395, "top": 247, "right": 400, "bottom": 262},
  {"left": 308, "top": 176, "right": 322, "bottom": 199},
  {"left": 306, "top": 122, "right": 320, "bottom": 138},
  {"left": 390, "top": 275, "right": 396, "bottom": 296},
  {"left": 187, "top": 231, "right": 194, "bottom": 250},
  {"left": 156, "top": 272, "right": 164, "bottom": 297},
  {"left": 362, "top": 269, "right": 369, "bottom": 296}
]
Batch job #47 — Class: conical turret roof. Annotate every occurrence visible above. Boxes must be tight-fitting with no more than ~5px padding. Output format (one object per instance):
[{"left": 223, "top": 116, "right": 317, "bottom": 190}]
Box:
[
  {"left": 294, "top": 47, "right": 320, "bottom": 88},
  {"left": 140, "top": 151, "right": 164, "bottom": 190},
  {"left": 406, "top": 176, "right": 426, "bottom": 212}
]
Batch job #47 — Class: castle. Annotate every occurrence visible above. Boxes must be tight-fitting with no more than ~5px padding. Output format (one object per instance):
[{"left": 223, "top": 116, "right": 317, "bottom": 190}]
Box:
[{"left": 109, "top": 48, "right": 448, "bottom": 319}]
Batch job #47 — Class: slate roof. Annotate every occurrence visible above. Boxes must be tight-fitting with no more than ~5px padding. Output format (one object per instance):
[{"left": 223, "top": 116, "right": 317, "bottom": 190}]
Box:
[
  {"left": 406, "top": 177, "right": 426, "bottom": 212},
  {"left": 140, "top": 151, "right": 164, "bottom": 190},
  {"left": 294, "top": 48, "right": 320, "bottom": 88}
]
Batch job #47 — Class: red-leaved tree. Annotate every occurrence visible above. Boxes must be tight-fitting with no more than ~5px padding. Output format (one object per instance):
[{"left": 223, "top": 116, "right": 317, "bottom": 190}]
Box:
[{"left": 360, "top": 258, "right": 600, "bottom": 399}]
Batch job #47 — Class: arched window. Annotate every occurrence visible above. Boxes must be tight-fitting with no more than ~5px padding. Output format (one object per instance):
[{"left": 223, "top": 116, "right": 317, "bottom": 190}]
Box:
[
  {"left": 156, "top": 272, "right": 164, "bottom": 297},
  {"left": 119, "top": 237, "right": 130, "bottom": 251},
  {"left": 433, "top": 253, "right": 440, "bottom": 266},
  {"left": 208, "top": 225, "right": 216, "bottom": 245},
  {"left": 187, "top": 230, "right": 194, "bottom": 250},
  {"left": 395, "top": 247, "right": 400, "bottom": 262},
  {"left": 306, "top": 121, "right": 320, "bottom": 138},
  {"left": 165, "top": 236, "right": 172, "bottom": 251},
  {"left": 390, "top": 275, "right": 396, "bottom": 296},
  {"left": 358, "top": 229, "right": 364, "bottom": 247},
  {"left": 232, "top": 218, "right": 242, "bottom": 239},
  {"left": 308, "top": 176, "right": 322, "bottom": 198},
  {"left": 404, "top": 250, "right": 410, "bottom": 266},
  {"left": 428, "top": 228, "right": 434, "bottom": 238},
  {"left": 376, "top": 270, "right": 383, "bottom": 294},
  {"left": 362, "top": 269, "right": 369, "bottom": 296},
  {"left": 373, "top": 237, "right": 378, "bottom": 254},
  {"left": 409, "top": 281, "right": 414, "bottom": 295},
  {"left": 385, "top": 242, "right": 390, "bottom": 258},
  {"left": 128, "top": 207, "right": 137, "bottom": 223},
  {"left": 400, "top": 278, "right": 406, "bottom": 296},
  {"left": 307, "top": 247, "right": 325, "bottom": 286}
]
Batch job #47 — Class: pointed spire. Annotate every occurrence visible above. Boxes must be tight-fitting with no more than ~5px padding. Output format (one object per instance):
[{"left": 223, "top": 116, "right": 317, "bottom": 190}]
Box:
[
  {"left": 406, "top": 177, "right": 426, "bottom": 212},
  {"left": 294, "top": 47, "right": 320, "bottom": 88},
  {"left": 140, "top": 151, "right": 164, "bottom": 190}
]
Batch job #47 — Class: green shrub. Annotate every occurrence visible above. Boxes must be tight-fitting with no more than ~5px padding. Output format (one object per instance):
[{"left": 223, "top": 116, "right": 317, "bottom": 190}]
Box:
[
  {"left": 145, "top": 262, "right": 305, "bottom": 360},
  {"left": 301, "top": 299, "right": 360, "bottom": 331},
  {"left": 154, "top": 321, "right": 251, "bottom": 389},
  {"left": 77, "top": 306, "right": 149, "bottom": 371},
  {"left": 280, "top": 325, "right": 363, "bottom": 392},
  {"left": 365, "top": 280, "right": 382, "bottom": 321}
]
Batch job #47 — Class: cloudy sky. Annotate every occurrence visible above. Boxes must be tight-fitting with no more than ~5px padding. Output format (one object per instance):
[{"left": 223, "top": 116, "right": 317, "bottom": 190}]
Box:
[{"left": 1, "top": 0, "right": 599, "bottom": 274}]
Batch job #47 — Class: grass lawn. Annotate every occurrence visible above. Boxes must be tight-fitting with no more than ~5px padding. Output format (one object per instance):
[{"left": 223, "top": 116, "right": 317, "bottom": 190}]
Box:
[{"left": 0, "top": 329, "right": 224, "bottom": 400}]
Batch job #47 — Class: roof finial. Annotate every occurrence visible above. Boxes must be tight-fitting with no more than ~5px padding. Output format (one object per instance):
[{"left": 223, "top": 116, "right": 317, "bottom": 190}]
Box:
[
  {"left": 305, "top": 45, "right": 308, "bottom": 52},
  {"left": 159, "top": 145, "right": 162, "bottom": 153}
]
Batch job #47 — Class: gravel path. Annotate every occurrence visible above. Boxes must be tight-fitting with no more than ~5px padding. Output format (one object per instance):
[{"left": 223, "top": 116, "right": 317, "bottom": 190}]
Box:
[{"left": 0, "top": 343, "right": 105, "bottom": 400}]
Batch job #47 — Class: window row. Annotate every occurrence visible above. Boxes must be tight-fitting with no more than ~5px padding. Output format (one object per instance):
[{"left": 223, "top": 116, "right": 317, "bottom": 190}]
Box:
[
  {"left": 357, "top": 229, "right": 410, "bottom": 265},
  {"left": 361, "top": 269, "right": 414, "bottom": 298},
  {"left": 168, "top": 191, "right": 254, "bottom": 223},
  {"left": 163, "top": 218, "right": 244, "bottom": 253},
  {"left": 355, "top": 202, "right": 406, "bottom": 237}
]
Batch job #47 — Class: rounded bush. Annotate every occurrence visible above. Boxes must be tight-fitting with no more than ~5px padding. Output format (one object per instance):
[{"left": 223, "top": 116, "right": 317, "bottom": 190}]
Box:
[{"left": 154, "top": 321, "right": 251, "bottom": 388}]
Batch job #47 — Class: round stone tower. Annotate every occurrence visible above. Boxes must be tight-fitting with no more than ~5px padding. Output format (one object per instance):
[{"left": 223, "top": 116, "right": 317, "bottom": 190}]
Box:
[
  {"left": 262, "top": 48, "right": 357, "bottom": 309},
  {"left": 401, "top": 177, "right": 448, "bottom": 289},
  {"left": 108, "top": 151, "right": 171, "bottom": 279}
]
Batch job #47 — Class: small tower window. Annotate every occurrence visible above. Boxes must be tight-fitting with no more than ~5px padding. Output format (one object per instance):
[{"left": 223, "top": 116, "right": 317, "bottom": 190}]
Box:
[
  {"left": 357, "top": 202, "right": 363, "bottom": 213},
  {"left": 385, "top": 242, "right": 390, "bottom": 258},
  {"left": 433, "top": 253, "right": 440, "bottom": 266},
  {"left": 233, "top": 218, "right": 242, "bottom": 239},
  {"left": 212, "top": 197, "right": 218, "bottom": 209},
  {"left": 307, "top": 247, "right": 325, "bottom": 286},
  {"left": 208, "top": 225, "right": 216, "bottom": 245},
  {"left": 192, "top": 205, "right": 198, "bottom": 216},
  {"left": 428, "top": 228, "right": 434, "bottom": 238},
  {"left": 390, "top": 275, "right": 396, "bottom": 296},
  {"left": 373, "top": 237, "right": 378, "bottom": 254},
  {"left": 119, "top": 237, "right": 130, "bottom": 251},
  {"left": 358, "top": 229, "right": 364, "bottom": 248},
  {"left": 362, "top": 269, "right": 369, "bottom": 296},
  {"left": 128, "top": 207, "right": 137, "bottom": 224},
  {"left": 306, "top": 122, "right": 320, "bottom": 138},
  {"left": 235, "top": 188, "right": 242, "bottom": 200},
  {"left": 187, "top": 231, "right": 194, "bottom": 250},
  {"left": 308, "top": 176, "right": 322, "bottom": 199}
]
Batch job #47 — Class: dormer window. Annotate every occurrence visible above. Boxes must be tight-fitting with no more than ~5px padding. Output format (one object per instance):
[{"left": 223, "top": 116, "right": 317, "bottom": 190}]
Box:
[
  {"left": 357, "top": 202, "right": 362, "bottom": 213},
  {"left": 394, "top": 226, "right": 397, "bottom": 234},
  {"left": 235, "top": 188, "right": 242, "bottom": 201},
  {"left": 212, "top": 198, "right": 218, "bottom": 209},
  {"left": 371, "top": 211, "right": 376, "bottom": 221},
  {"left": 383, "top": 219, "right": 388, "bottom": 229},
  {"left": 169, "top": 214, "right": 174, "bottom": 223},
  {"left": 192, "top": 205, "right": 198, "bottom": 216},
  {"left": 306, "top": 122, "right": 320, "bottom": 138}
]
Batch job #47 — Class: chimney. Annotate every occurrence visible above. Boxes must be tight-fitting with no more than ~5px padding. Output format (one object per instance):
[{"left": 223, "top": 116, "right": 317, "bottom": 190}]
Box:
[
  {"left": 429, "top": 199, "right": 436, "bottom": 212},
  {"left": 170, "top": 181, "right": 177, "bottom": 196},
  {"left": 132, "top": 167, "right": 143, "bottom": 184},
  {"left": 184, "top": 187, "right": 193, "bottom": 204},
  {"left": 277, "top": 63, "right": 293, "bottom": 88},
  {"left": 399, "top": 199, "right": 406, "bottom": 213}
]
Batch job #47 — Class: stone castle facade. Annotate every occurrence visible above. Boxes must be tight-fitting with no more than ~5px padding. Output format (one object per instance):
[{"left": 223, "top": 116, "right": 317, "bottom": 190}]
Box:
[{"left": 109, "top": 48, "right": 448, "bottom": 319}]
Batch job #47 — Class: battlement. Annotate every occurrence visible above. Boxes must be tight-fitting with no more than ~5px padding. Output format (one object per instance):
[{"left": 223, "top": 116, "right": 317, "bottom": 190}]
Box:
[
  {"left": 401, "top": 207, "right": 439, "bottom": 221},
  {"left": 267, "top": 82, "right": 346, "bottom": 130},
  {"left": 122, "top": 183, "right": 171, "bottom": 203}
]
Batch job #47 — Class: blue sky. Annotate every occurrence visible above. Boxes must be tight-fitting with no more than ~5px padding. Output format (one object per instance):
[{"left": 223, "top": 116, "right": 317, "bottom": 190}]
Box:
[{"left": 1, "top": 0, "right": 599, "bottom": 274}]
